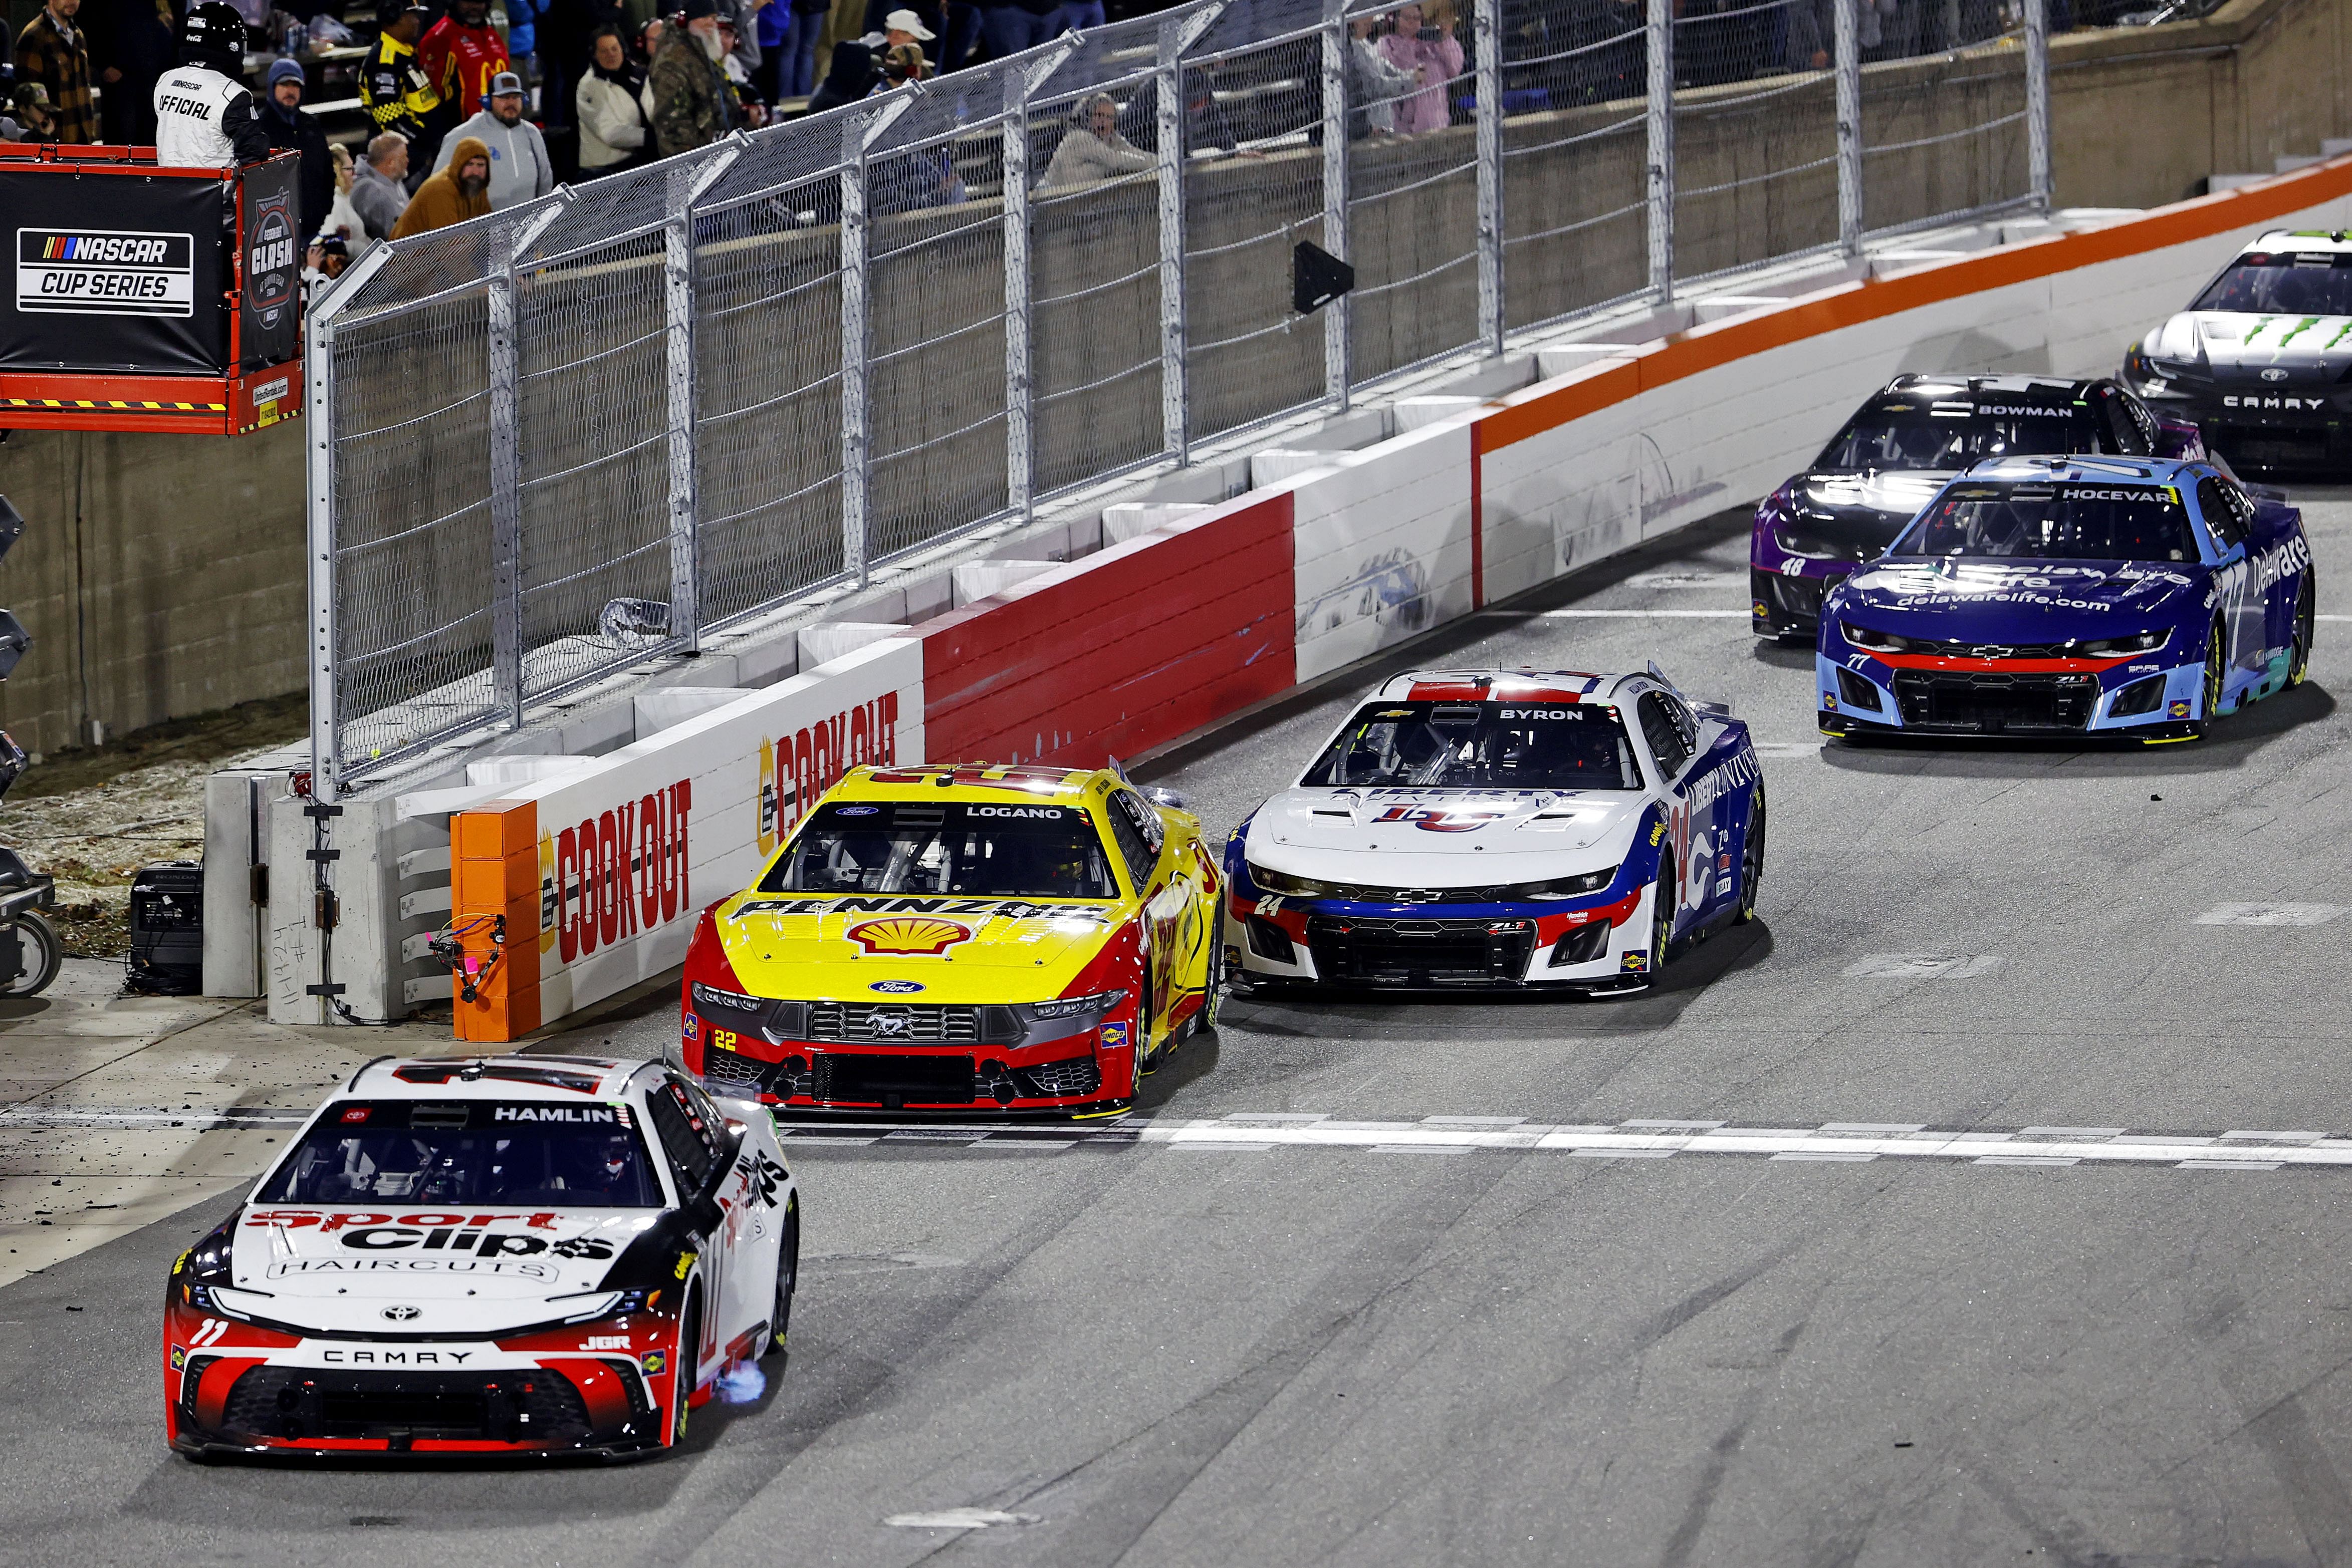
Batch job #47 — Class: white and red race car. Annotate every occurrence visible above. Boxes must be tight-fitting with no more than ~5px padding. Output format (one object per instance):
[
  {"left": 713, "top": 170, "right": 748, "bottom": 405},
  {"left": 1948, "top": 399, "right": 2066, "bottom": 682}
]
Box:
[
  {"left": 1221, "top": 668, "right": 1767, "bottom": 992},
  {"left": 164, "top": 1055, "right": 797, "bottom": 1460}
]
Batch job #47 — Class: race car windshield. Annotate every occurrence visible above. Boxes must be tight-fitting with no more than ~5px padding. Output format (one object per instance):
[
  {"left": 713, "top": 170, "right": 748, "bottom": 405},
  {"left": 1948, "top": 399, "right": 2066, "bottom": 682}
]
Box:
[
  {"left": 2192, "top": 251, "right": 2352, "bottom": 315},
  {"left": 760, "top": 802, "right": 1120, "bottom": 899},
  {"left": 1814, "top": 409, "right": 2092, "bottom": 472},
  {"left": 256, "top": 1100, "right": 664, "bottom": 1207},
  {"left": 1892, "top": 482, "right": 2198, "bottom": 562},
  {"left": 1305, "top": 702, "right": 1643, "bottom": 790}
]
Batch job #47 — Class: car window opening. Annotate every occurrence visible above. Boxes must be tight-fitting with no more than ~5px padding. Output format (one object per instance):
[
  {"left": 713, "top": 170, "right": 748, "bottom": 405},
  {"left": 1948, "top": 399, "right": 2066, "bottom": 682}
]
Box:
[
  {"left": 761, "top": 801, "right": 1120, "bottom": 900},
  {"left": 256, "top": 1100, "right": 664, "bottom": 1208},
  {"left": 1307, "top": 702, "right": 1644, "bottom": 791},
  {"left": 1893, "top": 482, "right": 2198, "bottom": 562}
]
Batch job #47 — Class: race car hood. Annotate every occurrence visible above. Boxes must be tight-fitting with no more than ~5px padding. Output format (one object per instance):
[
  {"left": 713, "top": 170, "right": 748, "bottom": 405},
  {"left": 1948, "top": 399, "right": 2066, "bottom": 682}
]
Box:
[
  {"left": 2142, "top": 311, "right": 2352, "bottom": 385},
  {"left": 1774, "top": 470, "right": 1953, "bottom": 560},
  {"left": 714, "top": 891, "right": 1117, "bottom": 1002},
  {"left": 1243, "top": 788, "right": 1640, "bottom": 887},
  {"left": 1835, "top": 558, "right": 2205, "bottom": 642},
  {"left": 216, "top": 1205, "right": 656, "bottom": 1336}
]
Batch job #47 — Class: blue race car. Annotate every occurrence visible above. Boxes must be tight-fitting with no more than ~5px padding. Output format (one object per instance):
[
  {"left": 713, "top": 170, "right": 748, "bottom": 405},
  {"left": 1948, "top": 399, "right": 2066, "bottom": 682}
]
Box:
[{"left": 1816, "top": 455, "right": 2314, "bottom": 743}]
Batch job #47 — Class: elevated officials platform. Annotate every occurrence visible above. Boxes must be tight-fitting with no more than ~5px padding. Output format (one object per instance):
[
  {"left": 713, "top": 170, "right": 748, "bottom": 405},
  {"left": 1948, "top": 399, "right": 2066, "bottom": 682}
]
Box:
[{"left": 0, "top": 144, "right": 303, "bottom": 436}]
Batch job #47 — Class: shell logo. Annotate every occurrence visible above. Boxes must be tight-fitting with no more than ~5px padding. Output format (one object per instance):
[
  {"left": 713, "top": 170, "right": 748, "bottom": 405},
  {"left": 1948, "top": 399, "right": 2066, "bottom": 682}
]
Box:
[{"left": 845, "top": 916, "right": 973, "bottom": 955}]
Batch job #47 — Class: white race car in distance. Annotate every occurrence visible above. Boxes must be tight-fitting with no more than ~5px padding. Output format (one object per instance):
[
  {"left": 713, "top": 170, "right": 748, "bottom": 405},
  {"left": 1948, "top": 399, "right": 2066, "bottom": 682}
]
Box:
[
  {"left": 164, "top": 1055, "right": 798, "bottom": 1460},
  {"left": 1220, "top": 669, "right": 1766, "bottom": 993}
]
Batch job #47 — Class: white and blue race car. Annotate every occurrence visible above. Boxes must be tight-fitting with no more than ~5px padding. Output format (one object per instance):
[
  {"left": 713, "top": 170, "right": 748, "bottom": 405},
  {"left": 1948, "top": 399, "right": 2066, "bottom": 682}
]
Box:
[{"left": 1221, "top": 669, "right": 1765, "bottom": 994}]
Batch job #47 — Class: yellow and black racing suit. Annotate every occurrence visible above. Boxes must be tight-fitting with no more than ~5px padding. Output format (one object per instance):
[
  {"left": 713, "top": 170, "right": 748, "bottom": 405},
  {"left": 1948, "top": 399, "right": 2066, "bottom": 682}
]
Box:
[{"left": 362, "top": 31, "right": 443, "bottom": 184}]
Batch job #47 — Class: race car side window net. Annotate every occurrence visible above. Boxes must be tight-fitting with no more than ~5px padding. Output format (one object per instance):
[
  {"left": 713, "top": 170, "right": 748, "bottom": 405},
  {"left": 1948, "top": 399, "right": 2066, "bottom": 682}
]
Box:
[{"left": 1306, "top": 703, "right": 1642, "bottom": 791}]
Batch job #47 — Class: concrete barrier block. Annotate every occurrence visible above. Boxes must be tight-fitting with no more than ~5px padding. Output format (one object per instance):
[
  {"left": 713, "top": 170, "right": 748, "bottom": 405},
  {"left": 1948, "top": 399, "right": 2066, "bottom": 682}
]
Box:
[
  {"left": 634, "top": 687, "right": 750, "bottom": 740},
  {"left": 798, "top": 621, "right": 904, "bottom": 670},
  {"left": 1394, "top": 396, "right": 1483, "bottom": 432},
  {"left": 1249, "top": 450, "right": 1348, "bottom": 488},
  {"left": 1102, "top": 502, "right": 1208, "bottom": 545},
  {"left": 465, "top": 756, "right": 594, "bottom": 787},
  {"left": 952, "top": 560, "right": 1059, "bottom": 607}
]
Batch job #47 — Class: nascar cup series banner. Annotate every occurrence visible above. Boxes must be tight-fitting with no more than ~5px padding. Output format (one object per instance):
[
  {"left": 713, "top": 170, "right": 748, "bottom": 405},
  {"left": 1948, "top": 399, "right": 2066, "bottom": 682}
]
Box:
[
  {"left": 449, "top": 639, "right": 924, "bottom": 1039},
  {"left": 2, "top": 169, "right": 229, "bottom": 374}
]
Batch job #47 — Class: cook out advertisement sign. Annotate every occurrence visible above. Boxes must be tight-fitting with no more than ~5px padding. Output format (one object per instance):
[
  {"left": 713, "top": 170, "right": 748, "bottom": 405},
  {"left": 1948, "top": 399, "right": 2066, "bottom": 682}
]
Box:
[{"left": 494, "top": 638, "right": 924, "bottom": 1019}]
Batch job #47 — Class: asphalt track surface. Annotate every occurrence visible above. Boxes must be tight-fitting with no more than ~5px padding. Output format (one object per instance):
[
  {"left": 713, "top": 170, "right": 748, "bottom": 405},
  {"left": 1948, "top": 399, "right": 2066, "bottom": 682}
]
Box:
[{"left": 11, "top": 492, "right": 2352, "bottom": 1568}]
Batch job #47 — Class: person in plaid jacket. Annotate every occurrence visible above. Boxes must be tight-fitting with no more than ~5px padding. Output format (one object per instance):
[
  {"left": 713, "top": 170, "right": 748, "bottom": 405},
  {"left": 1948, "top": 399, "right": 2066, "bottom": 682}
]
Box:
[{"left": 13, "top": 0, "right": 97, "bottom": 143}]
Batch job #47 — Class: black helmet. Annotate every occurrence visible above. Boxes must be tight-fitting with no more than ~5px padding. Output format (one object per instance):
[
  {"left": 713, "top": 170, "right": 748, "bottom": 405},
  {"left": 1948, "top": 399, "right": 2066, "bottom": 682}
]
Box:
[{"left": 181, "top": 2, "right": 247, "bottom": 73}]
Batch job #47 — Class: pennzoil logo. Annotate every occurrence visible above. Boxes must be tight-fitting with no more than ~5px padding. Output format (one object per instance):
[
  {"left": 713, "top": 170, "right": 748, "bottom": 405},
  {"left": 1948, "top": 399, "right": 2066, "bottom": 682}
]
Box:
[
  {"left": 845, "top": 916, "right": 972, "bottom": 955},
  {"left": 16, "top": 227, "right": 195, "bottom": 317}
]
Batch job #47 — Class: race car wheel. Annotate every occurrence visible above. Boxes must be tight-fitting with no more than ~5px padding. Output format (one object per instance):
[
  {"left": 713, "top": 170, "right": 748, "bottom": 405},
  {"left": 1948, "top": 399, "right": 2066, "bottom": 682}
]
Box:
[
  {"left": 2290, "top": 570, "right": 2315, "bottom": 687},
  {"left": 670, "top": 1296, "right": 700, "bottom": 1446},
  {"left": 1647, "top": 859, "right": 1673, "bottom": 981},
  {"left": 2194, "top": 617, "right": 2226, "bottom": 738},
  {"left": 765, "top": 1197, "right": 799, "bottom": 1357},
  {"left": 1736, "top": 786, "right": 1766, "bottom": 924}
]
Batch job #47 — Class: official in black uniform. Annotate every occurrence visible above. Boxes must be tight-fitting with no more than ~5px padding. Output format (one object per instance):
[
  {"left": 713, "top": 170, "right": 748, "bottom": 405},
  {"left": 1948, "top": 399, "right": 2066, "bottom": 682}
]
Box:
[{"left": 152, "top": 2, "right": 270, "bottom": 169}]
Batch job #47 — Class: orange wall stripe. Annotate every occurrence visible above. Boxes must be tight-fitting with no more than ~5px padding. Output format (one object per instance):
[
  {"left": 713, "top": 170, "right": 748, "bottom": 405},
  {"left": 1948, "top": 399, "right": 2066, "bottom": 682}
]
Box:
[{"left": 1484, "top": 158, "right": 2352, "bottom": 452}]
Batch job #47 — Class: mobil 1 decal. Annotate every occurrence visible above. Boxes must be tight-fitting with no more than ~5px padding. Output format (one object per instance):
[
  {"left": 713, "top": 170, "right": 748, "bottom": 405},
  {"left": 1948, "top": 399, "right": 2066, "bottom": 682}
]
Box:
[{"left": 1670, "top": 748, "right": 1758, "bottom": 914}]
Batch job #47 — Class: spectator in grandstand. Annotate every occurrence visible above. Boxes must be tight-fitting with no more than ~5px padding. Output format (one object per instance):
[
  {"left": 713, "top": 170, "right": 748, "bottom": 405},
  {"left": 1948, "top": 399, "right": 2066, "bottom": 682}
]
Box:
[
  {"left": 970, "top": 0, "right": 1057, "bottom": 64},
  {"left": 323, "top": 142, "right": 363, "bottom": 237},
  {"left": 87, "top": 0, "right": 174, "bottom": 144},
  {"left": 1347, "top": 12, "right": 1417, "bottom": 137},
  {"left": 2, "top": 80, "right": 58, "bottom": 139},
  {"left": 506, "top": 0, "right": 544, "bottom": 100},
  {"left": 14, "top": 0, "right": 95, "bottom": 143},
  {"left": 303, "top": 230, "right": 350, "bottom": 295},
  {"left": 637, "top": 15, "right": 664, "bottom": 61},
  {"left": 419, "top": 0, "right": 510, "bottom": 122},
  {"left": 803, "top": 35, "right": 872, "bottom": 112},
  {"left": 537, "top": 0, "right": 597, "bottom": 131},
  {"left": 261, "top": 58, "right": 336, "bottom": 240},
  {"left": 365, "top": 0, "right": 443, "bottom": 187},
  {"left": 715, "top": 14, "right": 768, "bottom": 123},
  {"left": 349, "top": 130, "right": 410, "bottom": 239},
  {"left": 1042, "top": 91, "right": 1150, "bottom": 186},
  {"left": 392, "top": 133, "right": 493, "bottom": 235},
  {"left": 575, "top": 25, "right": 649, "bottom": 173},
  {"left": 1378, "top": 2, "right": 1458, "bottom": 132},
  {"left": 648, "top": 0, "right": 733, "bottom": 154},
  {"left": 431, "top": 69, "right": 554, "bottom": 208},
  {"left": 758, "top": 0, "right": 824, "bottom": 102},
  {"left": 872, "top": 35, "right": 924, "bottom": 85}
]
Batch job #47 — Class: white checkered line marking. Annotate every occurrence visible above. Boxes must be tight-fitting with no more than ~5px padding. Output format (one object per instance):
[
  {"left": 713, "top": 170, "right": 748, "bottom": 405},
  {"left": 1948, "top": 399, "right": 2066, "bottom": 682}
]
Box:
[{"left": 1142, "top": 1118, "right": 2351, "bottom": 1170}]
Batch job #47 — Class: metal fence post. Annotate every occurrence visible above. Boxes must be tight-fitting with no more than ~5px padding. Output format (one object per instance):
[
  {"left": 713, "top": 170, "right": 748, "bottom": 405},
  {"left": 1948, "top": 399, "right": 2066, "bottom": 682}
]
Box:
[
  {"left": 2024, "top": 0, "right": 2051, "bottom": 213},
  {"left": 304, "top": 311, "right": 342, "bottom": 799},
  {"left": 664, "top": 151, "right": 737, "bottom": 650},
  {"left": 486, "top": 205, "right": 564, "bottom": 724},
  {"left": 1156, "top": 7, "right": 1221, "bottom": 463},
  {"left": 1475, "top": 0, "right": 1503, "bottom": 353},
  {"left": 840, "top": 121, "right": 874, "bottom": 589},
  {"left": 1834, "top": 0, "right": 1860, "bottom": 256},
  {"left": 1645, "top": 0, "right": 1673, "bottom": 303},
  {"left": 1004, "top": 77, "right": 1036, "bottom": 521},
  {"left": 1321, "top": 0, "right": 1350, "bottom": 407},
  {"left": 485, "top": 266, "right": 523, "bottom": 727}
]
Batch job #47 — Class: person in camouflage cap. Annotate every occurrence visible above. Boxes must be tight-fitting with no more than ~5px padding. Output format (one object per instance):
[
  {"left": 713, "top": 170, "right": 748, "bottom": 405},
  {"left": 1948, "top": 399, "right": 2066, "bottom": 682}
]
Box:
[{"left": 647, "top": 0, "right": 733, "bottom": 157}]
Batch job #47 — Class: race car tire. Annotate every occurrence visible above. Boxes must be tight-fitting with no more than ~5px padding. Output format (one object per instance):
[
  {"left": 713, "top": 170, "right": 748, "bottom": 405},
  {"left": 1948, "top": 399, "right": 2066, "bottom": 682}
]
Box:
[
  {"left": 1736, "top": 786, "right": 1766, "bottom": 924},
  {"left": 2290, "top": 570, "right": 2315, "bottom": 687},
  {"left": 0, "top": 912, "right": 60, "bottom": 997},
  {"left": 1647, "top": 858, "right": 1673, "bottom": 981},
  {"left": 670, "top": 1295, "right": 700, "bottom": 1447},
  {"left": 2192, "top": 616, "right": 2225, "bottom": 739},
  {"left": 766, "top": 1197, "right": 799, "bottom": 1357}
]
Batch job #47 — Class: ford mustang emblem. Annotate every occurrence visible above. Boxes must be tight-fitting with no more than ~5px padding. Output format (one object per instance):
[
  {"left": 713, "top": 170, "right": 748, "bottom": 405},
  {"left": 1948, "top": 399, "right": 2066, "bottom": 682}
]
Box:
[
  {"left": 381, "top": 1304, "right": 421, "bottom": 1322},
  {"left": 867, "top": 1009, "right": 910, "bottom": 1036},
  {"left": 2261, "top": 367, "right": 2289, "bottom": 382}
]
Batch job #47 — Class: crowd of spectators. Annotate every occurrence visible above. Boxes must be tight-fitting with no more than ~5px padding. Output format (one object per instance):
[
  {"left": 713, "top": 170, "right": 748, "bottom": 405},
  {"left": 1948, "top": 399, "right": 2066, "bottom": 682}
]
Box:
[{"left": 0, "top": 0, "right": 2219, "bottom": 278}]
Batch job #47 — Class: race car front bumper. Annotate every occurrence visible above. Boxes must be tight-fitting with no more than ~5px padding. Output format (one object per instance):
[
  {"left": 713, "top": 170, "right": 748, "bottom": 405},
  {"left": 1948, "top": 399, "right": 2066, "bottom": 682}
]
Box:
[
  {"left": 1225, "top": 886, "right": 1656, "bottom": 992},
  {"left": 166, "top": 1337, "right": 673, "bottom": 1459},
  {"left": 683, "top": 1008, "right": 1139, "bottom": 1117},
  {"left": 1817, "top": 650, "right": 2204, "bottom": 740},
  {"left": 1752, "top": 564, "right": 1852, "bottom": 639}
]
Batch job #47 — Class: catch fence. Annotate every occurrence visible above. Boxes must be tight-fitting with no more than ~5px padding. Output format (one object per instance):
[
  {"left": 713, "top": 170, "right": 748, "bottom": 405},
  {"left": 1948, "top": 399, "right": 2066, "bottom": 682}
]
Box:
[{"left": 306, "top": 0, "right": 2052, "bottom": 791}]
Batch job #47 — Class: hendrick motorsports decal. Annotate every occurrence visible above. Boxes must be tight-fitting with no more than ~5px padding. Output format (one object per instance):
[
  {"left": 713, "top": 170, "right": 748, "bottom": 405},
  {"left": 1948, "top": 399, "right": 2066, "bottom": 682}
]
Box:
[{"left": 16, "top": 227, "right": 195, "bottom": 317}]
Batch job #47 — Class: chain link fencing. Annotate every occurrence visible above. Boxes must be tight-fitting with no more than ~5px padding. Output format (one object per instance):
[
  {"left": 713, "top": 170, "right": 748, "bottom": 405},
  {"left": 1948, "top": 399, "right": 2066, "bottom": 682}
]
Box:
[{"left": 308, "top": 0, "right": 2054, "bottom": 791}]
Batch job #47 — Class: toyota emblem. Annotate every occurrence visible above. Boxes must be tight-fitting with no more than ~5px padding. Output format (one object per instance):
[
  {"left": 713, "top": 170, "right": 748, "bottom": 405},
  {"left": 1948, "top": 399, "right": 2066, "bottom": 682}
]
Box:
[
  {"left": 2262, "top": 367, "right": 2290, "bottom": 382},
  {"left": 381, "top": 1304, "right": 421, "bottom": 1322}
]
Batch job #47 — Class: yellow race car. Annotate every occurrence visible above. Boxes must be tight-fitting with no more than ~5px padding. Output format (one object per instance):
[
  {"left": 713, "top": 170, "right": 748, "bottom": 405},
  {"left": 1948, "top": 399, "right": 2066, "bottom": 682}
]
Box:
[{"left": 679, "top": 763, "right": 1223, "bottom": 1118}]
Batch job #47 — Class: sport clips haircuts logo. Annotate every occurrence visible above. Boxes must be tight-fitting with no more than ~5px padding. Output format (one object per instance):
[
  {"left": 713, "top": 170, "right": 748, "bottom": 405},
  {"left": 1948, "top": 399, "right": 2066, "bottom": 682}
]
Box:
[{"left": 16, "top": 228, "right": 195, "bottom": 317}]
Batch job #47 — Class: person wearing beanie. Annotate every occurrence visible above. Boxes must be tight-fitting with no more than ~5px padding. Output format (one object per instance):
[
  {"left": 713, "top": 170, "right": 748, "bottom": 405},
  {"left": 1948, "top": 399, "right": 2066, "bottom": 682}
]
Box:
[
  {"left": 260, "top": 56, "right": 336, "bottom": 239},
  {"left": 428, "top": 66, "right": 552, "bottom": 209},
  {"left": 393, "top": 133, "right": 494, "bottom": 235}
]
